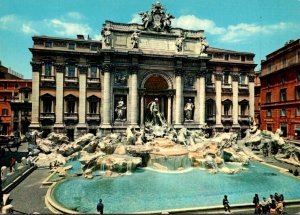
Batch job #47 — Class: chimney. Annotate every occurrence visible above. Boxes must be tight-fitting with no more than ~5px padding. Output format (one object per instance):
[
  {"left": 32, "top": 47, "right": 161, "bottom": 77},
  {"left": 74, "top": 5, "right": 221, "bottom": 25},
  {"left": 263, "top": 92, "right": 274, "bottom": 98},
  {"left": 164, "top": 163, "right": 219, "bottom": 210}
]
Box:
[{"left": 77, "top": 35, "right": 84, "bottom": 40}]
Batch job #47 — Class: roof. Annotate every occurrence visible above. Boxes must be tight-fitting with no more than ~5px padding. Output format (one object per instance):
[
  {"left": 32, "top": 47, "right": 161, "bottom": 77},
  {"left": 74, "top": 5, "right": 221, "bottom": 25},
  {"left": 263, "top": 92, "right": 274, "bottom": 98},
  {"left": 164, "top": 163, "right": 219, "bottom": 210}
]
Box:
[{"left": 207, "top": 47, "right": 255, "bottom": 56}]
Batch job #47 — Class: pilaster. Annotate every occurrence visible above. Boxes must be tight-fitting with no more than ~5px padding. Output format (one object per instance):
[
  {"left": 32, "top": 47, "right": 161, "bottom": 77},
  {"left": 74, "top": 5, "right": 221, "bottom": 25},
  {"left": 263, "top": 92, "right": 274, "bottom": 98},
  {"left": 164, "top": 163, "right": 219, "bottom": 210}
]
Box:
[
  {"left": 248, "top": 74, "right": 255, "bottom": 119},
  {"left": 29, "top": 62, "right": 41, "bottom": 130},
  {"left": 77, "top": 65, "right": 88, "bottom": 131},
  {"left": 129, "top": 65, "right": 139, "bottom": 127},
  {"left": 214, "top": 72, "right": 223, "bottom": 129},
  {"left": 231, "top": 73, "right": 240, "bottom": 128},
  {"left": 174, "top": 68, "right": 183, "bottom": 128},
  {"left": 101, "top": 63, "right": 113, "bottom": 129},
  {"left": 198, "top": 68, "right": 206, "bottom": 127},
  {"left": 54, "top": 63, "right": 65, "bottom": 129}
]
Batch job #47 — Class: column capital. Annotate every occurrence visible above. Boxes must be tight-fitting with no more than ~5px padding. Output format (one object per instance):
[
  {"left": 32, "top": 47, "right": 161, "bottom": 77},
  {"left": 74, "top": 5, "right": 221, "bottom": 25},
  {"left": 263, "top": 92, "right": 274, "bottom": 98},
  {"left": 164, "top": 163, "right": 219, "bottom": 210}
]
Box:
[
  {"left": 231, "top": 73, "right": 240, "bottom": 82},
  {"left": 129, "top": 64, "right": 139, "bottom": 74},
  {"left": 197, "top": 70, "right": 206, "bottom": 77},
  {"left": 54, "top": 63, "right": 65, "bottom": 73},
  {"left": 175, "top": 68, "right": 183, "bottom": 76},
  {"left": 248, "top": 74, "right": 255, "bottom": 82},
  {"left": 30, "top": 61, "right": 42, "bottom": 72},
  {"left": 102, "top": 63, "right": 114, "bottom": 73},
  {"left": 214, "top": 72, "right": 223, "bottom": 81},
  {"left": 78, "top": 65, "right": 88, "bottom": 74}
]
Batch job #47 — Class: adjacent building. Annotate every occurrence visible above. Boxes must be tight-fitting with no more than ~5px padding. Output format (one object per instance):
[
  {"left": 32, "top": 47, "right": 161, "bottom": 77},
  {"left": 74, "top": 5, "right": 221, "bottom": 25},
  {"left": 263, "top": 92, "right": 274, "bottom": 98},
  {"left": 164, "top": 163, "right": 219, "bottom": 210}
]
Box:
[
  {"left": 254, "top": 72, "right": 261, "bottom": 127},
  {"left": 0, "top": 61, "right": 32, "bottom": 135},
  {"left": 29, "top": 3, "right": 256, "bottom": 139},
  {"left": 260, "top": 39, "right": 300, "bottom": 140}
]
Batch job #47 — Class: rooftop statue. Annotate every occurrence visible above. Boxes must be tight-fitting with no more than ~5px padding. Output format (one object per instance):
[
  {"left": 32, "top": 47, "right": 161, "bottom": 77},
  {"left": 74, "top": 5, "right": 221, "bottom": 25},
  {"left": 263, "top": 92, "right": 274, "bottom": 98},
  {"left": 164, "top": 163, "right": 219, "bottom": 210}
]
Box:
[
  {"left": 130, "top": 31, "right": 140, "bottom": 49},
  {"left": 200, "top": 36, "right": 209, "bottom": 56},
  {"left": 101, "top": 27, "right": 111, "bottom": 47},
  {"left": 139, "top": 2, "right": 174, "bottom": 32}
]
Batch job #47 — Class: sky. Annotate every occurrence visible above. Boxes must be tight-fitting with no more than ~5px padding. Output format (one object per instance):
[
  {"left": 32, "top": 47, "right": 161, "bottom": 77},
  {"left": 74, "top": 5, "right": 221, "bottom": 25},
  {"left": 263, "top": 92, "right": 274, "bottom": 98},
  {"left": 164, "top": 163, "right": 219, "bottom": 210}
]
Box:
[{"left": 0, "top": 0, "right": 300, "bottom": 79}]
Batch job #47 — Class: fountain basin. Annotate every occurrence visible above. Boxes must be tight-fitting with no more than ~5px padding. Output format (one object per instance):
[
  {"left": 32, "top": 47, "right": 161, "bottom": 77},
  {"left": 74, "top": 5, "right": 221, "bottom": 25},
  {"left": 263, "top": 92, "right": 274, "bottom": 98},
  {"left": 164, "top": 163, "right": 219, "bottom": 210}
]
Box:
[{"left": 48, "top": 161, "right": 300, "bottom": 214}]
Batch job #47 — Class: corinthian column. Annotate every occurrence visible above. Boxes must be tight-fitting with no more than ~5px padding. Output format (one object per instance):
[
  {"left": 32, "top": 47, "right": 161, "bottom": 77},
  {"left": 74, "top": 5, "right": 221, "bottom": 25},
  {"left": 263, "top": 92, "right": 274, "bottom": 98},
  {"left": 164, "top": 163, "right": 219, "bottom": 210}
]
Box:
[
  {"left": 54, "top": 64, "right": 65, "bottom": 130},
  {"left": 248, "top": 74, "right": 255, "bottom": 119},
  {"left": 29, "top": 62, "right": 41, "bottom": 130},
  {"left": 231, "top": 73, "right": 240, "bottom": 127},
  {"left": 129, "top": 65, "right": 139, "bottom": 126},
  {"left": 101, "top": 64, "right": 113, "bottom": 129},
  {"left": 174, "top": 68, "right": 183, "bottom": 128},
  {"left": 215, "top": 73, "right": 223, "bottom": 129},
  {"left": 78, "top": 65, "right": 88, "bottom": 127},
  {"left": 198, "top": 70, "right": 206, "bottom": 126}
]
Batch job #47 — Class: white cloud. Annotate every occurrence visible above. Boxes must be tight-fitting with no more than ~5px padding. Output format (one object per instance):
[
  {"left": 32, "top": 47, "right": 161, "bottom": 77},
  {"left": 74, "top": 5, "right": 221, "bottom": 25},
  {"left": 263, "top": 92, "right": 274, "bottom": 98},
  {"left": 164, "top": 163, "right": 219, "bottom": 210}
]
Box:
[
  {"left": 47, "top": 18, "right": 92, "bottom": 37},
  {"left": 173, "top": 15, "right": 226, "bottom": 35},
  {"left": 22, "top": 23, "right": 38, "bottom": 34},
  {"left": 66, "top": 12, "right": 83, "bottom": 20},
  {"left": 0, "top": 14, "right": 17, "bottom": 29},
  {"left": 220, "top": 22, "right": 291, "bottom": 43},
  {"left": 129, "top": 13, "right": 142, "bottom": 24},
  {"left": 93, "top": 33, "right": 102, "bottom": 40}
]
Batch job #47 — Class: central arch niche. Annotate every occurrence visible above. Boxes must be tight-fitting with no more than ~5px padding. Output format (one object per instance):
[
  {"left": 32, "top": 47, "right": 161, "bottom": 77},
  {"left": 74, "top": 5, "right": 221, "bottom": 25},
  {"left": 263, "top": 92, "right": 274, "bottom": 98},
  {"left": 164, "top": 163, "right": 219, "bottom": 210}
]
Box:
[{"left": 141, "top": 73, "right": 173, "bottom": 125}]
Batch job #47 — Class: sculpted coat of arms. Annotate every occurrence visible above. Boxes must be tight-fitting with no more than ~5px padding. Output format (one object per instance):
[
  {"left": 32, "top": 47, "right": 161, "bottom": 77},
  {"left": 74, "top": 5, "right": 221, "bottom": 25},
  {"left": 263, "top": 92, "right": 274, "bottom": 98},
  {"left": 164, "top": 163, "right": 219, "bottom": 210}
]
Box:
[{"left": 139, "top": 2, "right": 174, "bottom": 32}]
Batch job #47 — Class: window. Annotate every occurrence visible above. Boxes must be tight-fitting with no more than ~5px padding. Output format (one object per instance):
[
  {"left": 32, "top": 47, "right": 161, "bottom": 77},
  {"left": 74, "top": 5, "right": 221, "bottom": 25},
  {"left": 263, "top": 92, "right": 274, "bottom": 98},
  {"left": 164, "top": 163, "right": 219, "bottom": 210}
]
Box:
[
  {"left": 268, "top": 65, "right": 272, "bottom": 73},
  {"left": 67, "top": 100, "right": 75, "bottom": 113},
  {"left": 67, "top": 64, "right": 76, "bottom": 77},
  {"left": 267, "top": 109, "right": 272, "bottom": 117},
  {"left": 43, "top": 100, "right": 52, "bottom": 113},
  {"left": 297, "top": 71, "right": 300, "bottom": 81},
  {"left": 241, "top": 56, "right": 245, "bottom": 62},
  {"left": 295, "top": 108, "right": 300, "bottom": 117},
  {"left": 206, "top": 100, "right": 215, "bottom": 116},
  {"left": 240, "top": 103, "right": 248, "bottom": 116},
  {"left": 15, "top": 83, "right": 19, "bottom": 88},
  {"left": 282, "top": 58, "right": 286, "bottom": 68},
  {"left": 45, "top": 42, "right": 52, "bottom": 48},
  {"left": 281, "top": 75, "right": 286, "bottom": 86},
  {"left": 68, "top": 43, "right": 75, "bottom": 50},
  {"left": 267, "top": 124, "right": 272, "bottom": 132},
  {"left": 45, "top": 63, "right": 52, "bottom": 76},
  {"left": 224, "top": 104, "right": 231, "bottom": 116},
  {"left": 90, "top": 66, "right": 97, "bottom": 78},
  {"left": 266, "top": 92, "right": 272, "bottom": 103},
  {"left": 298, "top": 51, "right": 300, "bottom": 63},
  {"left": 295, "top": 87, "right": 300, "bottom": 100},
  {"left": 89, "top": 101, "right": 98, "bottom": 114},
  {"left": 223, "top": 72, "right": 229, "bottom": 84},
  {"left": 240, "top": 74, "right": 246, "bottom": 85},
  {"left": 280, "top": 89, "right": 287, "bottom": 102},
  {"left": 24, "top": 92, "right": 29, "bottom": 99},
  {"left": 267, "top": 78, "right": 271, "bottom": 89},
  {"left": 90, "top": 45, "right": 98, "bottom": 51},
  {"left": 206, "top": 73, "right": 212, "bottom": 84},
  {"left": 225, "top": 55, "right": 229, "bottom": 61},
  {"left": 2, "top": 109, "right": 8, "bottom": 116},
  {"left": 4, "top": 83, "right": 7, "bottom": 89},
  {"left": 280, "top": 109, "right": 286, "bottom": 117}
]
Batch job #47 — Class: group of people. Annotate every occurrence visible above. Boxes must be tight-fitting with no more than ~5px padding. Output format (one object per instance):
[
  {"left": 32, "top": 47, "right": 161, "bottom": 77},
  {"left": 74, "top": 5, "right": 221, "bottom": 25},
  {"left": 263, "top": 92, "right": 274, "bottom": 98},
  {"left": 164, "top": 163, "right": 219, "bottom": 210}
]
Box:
[
  {"left": 223, "top": 193, "right": 285, "bottom": 214},
  {"left": 253, "top": 193, "right": 285, "bottom": 214}
]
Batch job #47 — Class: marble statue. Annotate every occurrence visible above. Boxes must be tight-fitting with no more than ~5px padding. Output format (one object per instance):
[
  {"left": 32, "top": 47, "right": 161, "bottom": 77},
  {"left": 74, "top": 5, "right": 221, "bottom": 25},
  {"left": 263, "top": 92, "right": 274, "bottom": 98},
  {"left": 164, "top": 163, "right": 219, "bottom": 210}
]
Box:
[
  {"left": 184, "top": 99, "right": 194, "bottom": 121},
  {"left": 175, "top": 36, "right": 185, "bottom": 52},
  {"left": 162, "top": 13, "right": 175, "bottom": 32},
  {"left": 200, "top": 36, "right": 209, "bottom": 55},
  {"left": 139, "top": 11, "right": 152, "bottom": 29},
  {"left": 115, "top": 98, "right": 126, "bottom": 121},
  {"left": 131, "top": 31, "right": 140, "bottom": 49},
  {"left": 102, "top": 27, "right": 111, "bottom": 46},
  {"left": 147, "top": 98, "right": 166, "bottom": 126}
]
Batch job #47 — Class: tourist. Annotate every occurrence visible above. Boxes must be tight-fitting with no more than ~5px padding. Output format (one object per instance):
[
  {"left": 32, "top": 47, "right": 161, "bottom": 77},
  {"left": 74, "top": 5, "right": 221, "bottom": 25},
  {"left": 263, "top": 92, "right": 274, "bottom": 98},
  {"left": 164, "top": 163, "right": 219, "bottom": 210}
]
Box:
[
  {"left": 10, "top": 157, "right": 16, "bottom": 172},
  {"left": 280, "top": 194, "right": 285, "bottom": 208},
  {"left": 294, "top": 169, "right": 299, "bottom": 176},
  {"left": 276, "top": 199, "right": 284, "bottom": 214},
  {"left": 253, "top": 194, "right": 260, "bottom": 214},
  {"left": 260, "top": 197, "right": 269, "bottom": 214},
  {"left": 268, "top": 195, "right": 276, "bottom": 214},
  {"left": 274, "top": 193, "right": 280, "bottom": 202},
  {"left": 97, "top": 199, "right": 104, "bottom": 214},
  {"left": 254, "top": 202, "right": 261, "bottom": 214},
  {"left": 223, "top": 195, "right": 231, "bottom": 213}
]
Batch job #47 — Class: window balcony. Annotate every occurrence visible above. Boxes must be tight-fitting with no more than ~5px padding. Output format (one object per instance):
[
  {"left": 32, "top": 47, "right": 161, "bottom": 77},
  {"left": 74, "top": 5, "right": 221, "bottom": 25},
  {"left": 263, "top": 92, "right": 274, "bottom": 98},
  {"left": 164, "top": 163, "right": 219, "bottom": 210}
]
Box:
[
  {"left": 87, "top": 113, "right": 101, "bottom": 121},
  {"left": 206, "top": 115, "right": 216, "bottom": 122},
  {"left": 221, "top": 115, "right": 233, "bottom": 123},
  {"left": 40, "top": 112, "right": 55, "bottom": 120},
  {"left": 41, "top": 75, "right": 55, "bottom": 82},
  {"left": 87, "top": 78, "right": 101, "bottom": 89},
  {"left": 64, "top": 113, "right": 78, "bottom": 120},
  {"left": 238, "top": 115, "right": 250, "bottom": 122},
  {"left": 65, "top": 76, "right": 78, "bottom": 82},
  {"left": 239, "top": 84, "right": 248, "bottom": 89}
]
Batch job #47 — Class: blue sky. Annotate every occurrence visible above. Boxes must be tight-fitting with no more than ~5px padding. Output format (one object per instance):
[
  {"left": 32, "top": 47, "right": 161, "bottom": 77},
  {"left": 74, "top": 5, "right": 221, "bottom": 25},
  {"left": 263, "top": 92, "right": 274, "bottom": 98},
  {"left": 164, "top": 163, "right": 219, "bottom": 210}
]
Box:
[{"left": 0, "top": 0, "right": 300, "bottom": 79}]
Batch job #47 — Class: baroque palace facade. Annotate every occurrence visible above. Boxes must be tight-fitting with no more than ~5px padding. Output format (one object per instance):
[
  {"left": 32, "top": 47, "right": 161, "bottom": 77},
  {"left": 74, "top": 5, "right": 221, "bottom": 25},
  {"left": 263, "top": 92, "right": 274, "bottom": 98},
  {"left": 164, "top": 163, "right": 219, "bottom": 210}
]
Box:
[{"left": 29, "top": 3, "right": 256, "bottom": 139}]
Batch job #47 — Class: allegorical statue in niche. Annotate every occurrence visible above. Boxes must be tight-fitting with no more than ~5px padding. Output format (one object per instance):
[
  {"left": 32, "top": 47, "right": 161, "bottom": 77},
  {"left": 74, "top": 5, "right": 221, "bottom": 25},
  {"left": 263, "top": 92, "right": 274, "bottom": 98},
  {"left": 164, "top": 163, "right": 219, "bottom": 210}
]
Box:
[
  {"left": 131, "top": 31, "right": 140, "bottom": 49},
  {"left": 200, "top": 36, "right": 209, "bottom": 55},
  {"left": 175, "top": 36, "right": 185, "bottom": 52},
  {"left": 101, "top": 27, "right": 111, "bottom": 46},
  {"left": 115, "top": 97, "right": 126, "bottom": 121},
  {"left": 184, "top": 99, "right": 195, "bottom": 121},
  {"left": 147, "top": 98, "right": 166, "bottom": 126}
]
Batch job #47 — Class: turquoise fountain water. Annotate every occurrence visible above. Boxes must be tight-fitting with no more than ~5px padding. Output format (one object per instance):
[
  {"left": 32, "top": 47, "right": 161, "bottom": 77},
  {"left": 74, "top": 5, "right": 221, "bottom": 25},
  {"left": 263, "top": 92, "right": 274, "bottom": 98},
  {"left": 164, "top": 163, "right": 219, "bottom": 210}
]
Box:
[{"left": 52, "top": 161, "right": 300, "bottom": 213}]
